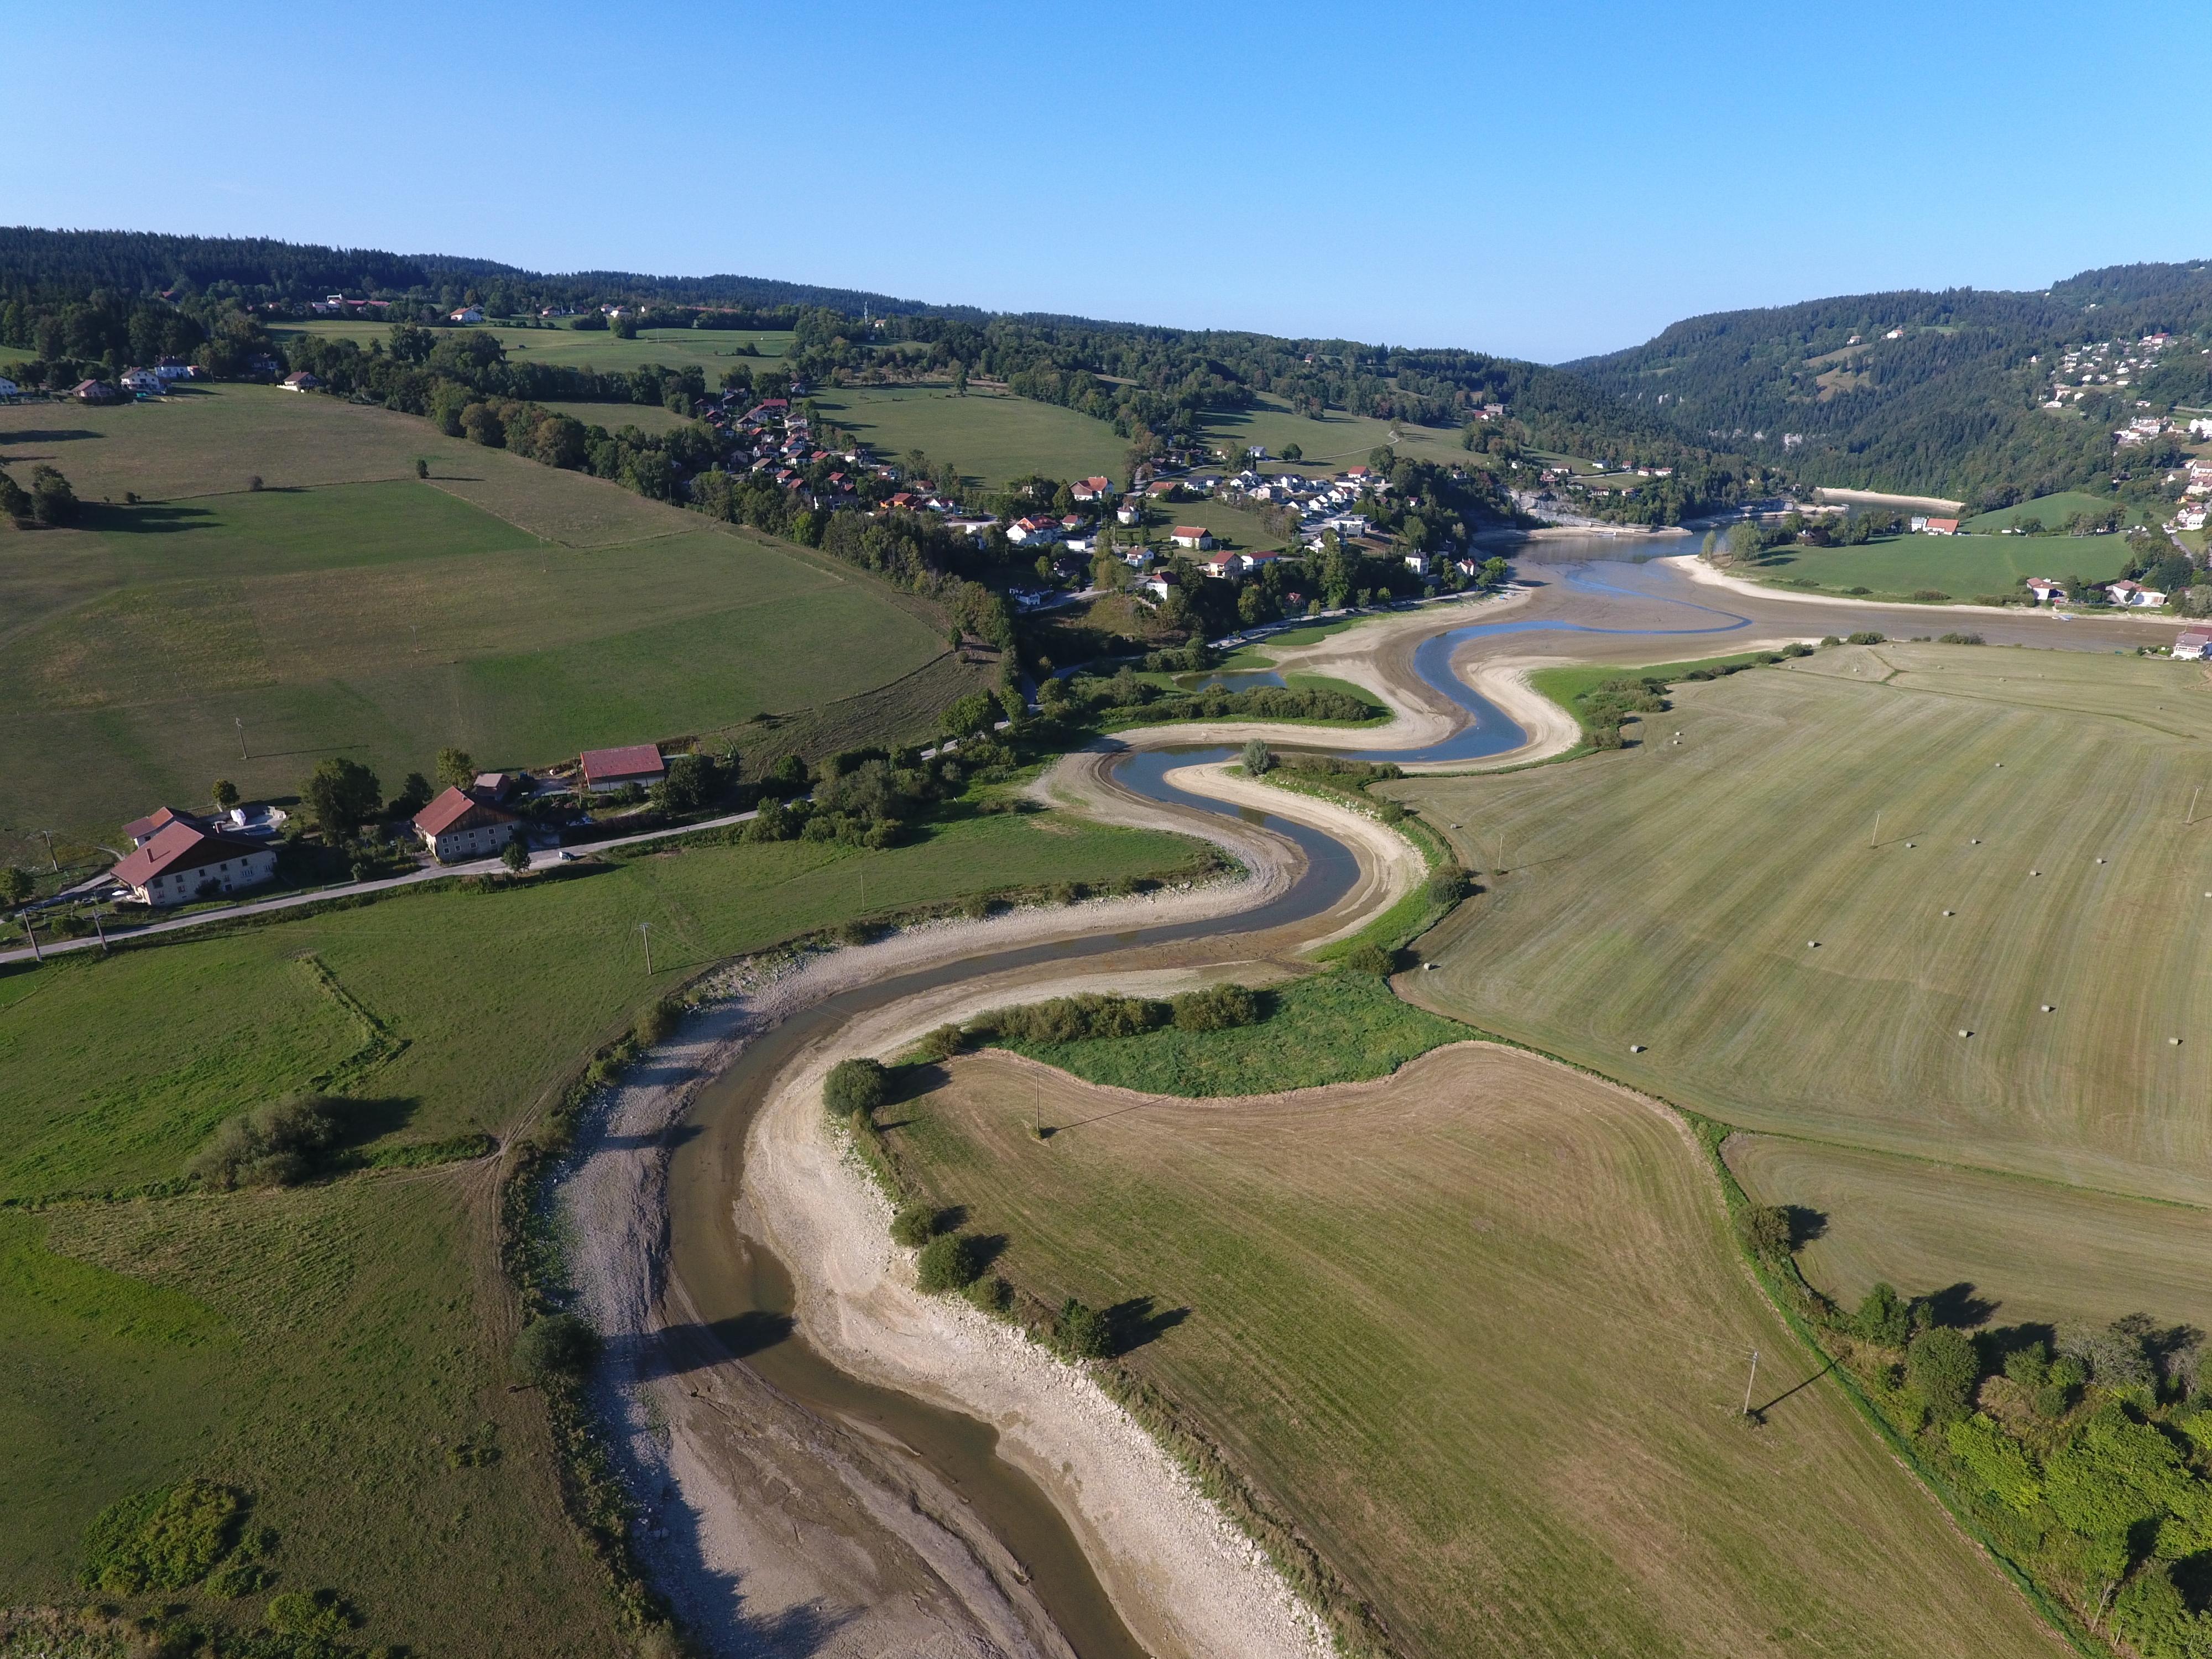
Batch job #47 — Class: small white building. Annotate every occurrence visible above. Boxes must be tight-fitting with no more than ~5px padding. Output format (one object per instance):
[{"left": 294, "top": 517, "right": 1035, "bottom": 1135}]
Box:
[
  {"left": 1404, "top": 551, "right": 1432, "bottom": 576},
  {"left": 1171, "top": 526, "right": 1214, "bottom": 550},
  {"left": 449, "top": 306, "right": 486, "bottom": 324},
  {"left": 414, "top": 786, "right": 520, "bottom": 863},
  {"left": 119, "top": 368, "right": 163, "bottom": 397},
  {"left": 2173, "top": 628, "right": 2212, "bottom": 661},
  {"left": 2025, "top": 578, "right": 2068, "bottom": 604},
  {"left": 0, "top": 376, "right": 20, "bottom": 400},
  {"left": 1115, "top": 501, "right": 1142, "bottom": 526},
  {"left": 2107, "top": 580, "right": 2167, "bottom": 608},
  {"left": 111, "top": 822, "right": 278, "bottom": 907},
  {"left": 281, "top": 371, "right": 321, "bottom": 393}
]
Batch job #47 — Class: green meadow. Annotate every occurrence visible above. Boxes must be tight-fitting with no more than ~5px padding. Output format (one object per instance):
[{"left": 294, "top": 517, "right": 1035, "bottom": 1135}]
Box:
[
  {"left": 1747, "top": 531, "right": 2130, "bottom": 598},
  {"left": 269, "top": 318, "right": 793, "bottom": 374},
  {"left": 807, "top": 385, "right": 1126, "bottom": 487}
]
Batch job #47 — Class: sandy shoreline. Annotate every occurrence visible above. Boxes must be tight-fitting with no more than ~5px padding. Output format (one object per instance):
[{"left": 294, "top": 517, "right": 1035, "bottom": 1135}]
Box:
[{"left": 1666, "top": 552, "right": 2179, "bottom": 625}]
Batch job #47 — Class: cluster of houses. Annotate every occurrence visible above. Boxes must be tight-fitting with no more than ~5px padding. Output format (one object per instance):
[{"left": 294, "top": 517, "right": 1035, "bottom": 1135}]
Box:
[
  {"left": 2040, "top": 333, "right": 2186, "bottom": 409},
  {"left": 56, "top": 358, "right": 200, "bottom": 404},
  {"left": 2019, "top": 576, "right": 2172, "bottom": 609},
  {"left": 106, "top": 745, "right": 674, "bottom": 909}
]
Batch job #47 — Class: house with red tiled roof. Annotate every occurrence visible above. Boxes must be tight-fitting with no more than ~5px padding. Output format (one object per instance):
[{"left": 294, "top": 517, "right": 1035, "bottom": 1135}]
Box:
[
  {"left": 1070, "top": 476, "right": 1112, "bottom": 502},
  {"left": 580, "top": 744, "right": 666, "bottom": 792},
  {"left": 112, "top": 822, "right": 276, "bottom": 908},
  {"left": 122, "top": 805, "right": 206, "bottom": 848},
  {"left": 1171, "top": 526, "right": 1215, "bottom": 550},
  {"left": 413, "top": 786, "right": 521, "bottom": 863}
]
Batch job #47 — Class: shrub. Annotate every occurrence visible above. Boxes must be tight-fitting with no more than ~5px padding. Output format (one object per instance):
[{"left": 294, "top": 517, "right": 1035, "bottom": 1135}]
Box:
[
  {"left": 1780, "top": 642, "right": 1814, "bottom": 658},
  {"left": 1910, "top": 589, "right": 1952, "bottom": 602},
  {"left": 917, "top": 1024, "right": 964, "bottom": 1061},
  {"left": 500, "top": 838, "right": 530, "bottom": 873},
  {"left": 823, "top": 1057, "right": 888, "bottom": 1119},
  {"left": 986, "top": 993, "right": 1169, "bottom": 1044},
  {"left": 1854, "top": 1281, "right": 1912, "bottom": 1348},
  {"left": 915, "top": 1232, "right": 983, "bottom": 1292},
  {"left": 1057, "top": 1298, "right": 1114, "bottom": 1360},
  {"left": 1169, "top": 982, "right": 1260, "bottom": 1032},
  {"left": 1342, "top": 942, "right": 1396, "bottom": 976},
  {"left": 1820, "top": 635, "right": 1841, "bottom": 646},
  {"left": 966, "top": 1276, "right": 1014, "bottom": 1316},
  {"left": 633, "top": 998, "right": 680, "bottom": 1047},
  {"left": 1241, "top": 737, "right": 1274, "bottom": 775},
  {"left": 1937, "top": 631, "right": 1985, "bottom": 645},
  {"left": 513, "top": 1312, "right": 600, "bottom": 1381},
  {"left": 833, "top": 917, "right": 880, "bottom": 946},
  {"left": 266, "top": 1590, "right": 358, "bottom": 1639},
  {"left": 190, "top": 1094, "right": 347, "bottom": 1188},
  {"left": 1426, "top": 865, "right": 1470, "bottom": 906},
  {"left": 890, "top": 1203, "right": 940, "bottom": 1249},
  {"left": 1845, "top": 630, "right": 1886, "bottom": 645},
  {"left": 1906, "top": 1326, "right": 1980, "bottom": 1419},
  {"left": 1736, "top": 1202, "right": 1792, "bottom": 1259},
  {"left": 80, "top": 1479, "right": 243, "bottom": 1594},
  {"left": 1846, "top": 586, "right": 1871, "bottom": 595}
]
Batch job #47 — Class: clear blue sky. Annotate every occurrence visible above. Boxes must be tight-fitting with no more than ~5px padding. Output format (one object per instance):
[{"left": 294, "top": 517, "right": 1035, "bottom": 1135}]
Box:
[{"left": 19, "top": 1, "right": 2210, "bottom": 362}]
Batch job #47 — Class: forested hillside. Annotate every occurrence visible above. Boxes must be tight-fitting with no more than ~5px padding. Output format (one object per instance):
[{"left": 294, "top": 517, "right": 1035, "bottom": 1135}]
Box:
[
  {"left": 0, "top": 226, "right": 1752, "bottom": 520},
  {"left": 1564, "top": 261, "right": 2212, "bottom": 507}
]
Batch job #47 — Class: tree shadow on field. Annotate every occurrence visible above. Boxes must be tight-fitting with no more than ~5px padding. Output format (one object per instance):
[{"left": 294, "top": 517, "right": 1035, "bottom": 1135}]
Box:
[
  {"left": 324, "top": 1095, "right": 419, "bottom": 1152},
  {"left": 1105, "top": 1295, "right": 1188, "bottom": 1354},
  {"left": 1782, "top": 1204, "right": 1828, "bottom": 1248},
  {"left": 0, "top": 427, "right": 103, "bottom": 445},
  {"left": 591, "top": 1120, "right": 703, "bottom": 1155},
  {"left": 80, "top": 501, "right": 218, "bottom": 535},
  {"left": 626, "top": 1312, "right": 798, "bottom": 1380},
  {"left": 1923, "top": 1281, "right": 1999, "bottom": 1329}
]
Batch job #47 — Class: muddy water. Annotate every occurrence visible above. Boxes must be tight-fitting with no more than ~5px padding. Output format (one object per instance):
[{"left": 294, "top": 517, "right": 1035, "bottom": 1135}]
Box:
[{"left": 659, "top": 747, "right": 1357, "bottom": 1656}]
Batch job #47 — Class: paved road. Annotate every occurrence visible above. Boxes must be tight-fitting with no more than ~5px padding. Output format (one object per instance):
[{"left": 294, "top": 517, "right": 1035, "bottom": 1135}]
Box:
[{"left": 1, "top": 808, "right": 759, "bottom": 967}]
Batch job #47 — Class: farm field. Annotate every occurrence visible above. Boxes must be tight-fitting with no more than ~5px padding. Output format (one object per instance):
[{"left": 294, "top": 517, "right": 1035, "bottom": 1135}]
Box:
[
  {"left": 1747, "top": 531, "right": 2130, "bottom": 597},
  {"left": 1724, "top": 1133, "right": 2212, "bottom": 1336},
  {"left": 1192, "top": 392, "right": 1465, "bottom": 474},
  {"left": 888, "top": 1045, "right": 2062, "bottom": 1659},
  {"left": 1392, "top": 640, "right": 2212, "bottom": 1209},
  {"left": 0, "top": 807, "right": 1204, "bottom": 1650},
  {"left": 0, "top": 389, "right": 963, "bottom": 856},
  {"left": 1959, "top": 490, "right": 2124, "bottom": 533},
  {"left": 534, "top": 397, "right": 698, "bottom": 434},
  {"left": 1128, "top": 493, "right": 1283, "bottom": 553},
  {"left": 268, "top": 318, "right": 793, "bottom": 373},
  {"left": 0, "top": 809, "right": 1200, "bottom": 1202},
  {"left": 807, "top": 385, "right": 1125, "bottom": 487}
]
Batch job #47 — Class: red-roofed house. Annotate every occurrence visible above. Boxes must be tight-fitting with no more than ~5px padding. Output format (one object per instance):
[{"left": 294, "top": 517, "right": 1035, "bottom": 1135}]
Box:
[
  {"left": 1070, "top": 476, "right": 1112, "bottom": 502},
  {"left": 112, "top": 823, "right": 276, "bottom": 907},
  {"left": 122, "top": 805, "right": 206, "bottom": 848},
  {"left": 414, "top": 786, "right": 521, "bottom": 863},
  {"left": 2174, "top": 628, "right": 2212, "bottom": 661},
  {"left": 1922, "top": 517, "right": 1959, "bottom": 535},
  {"left": 580, "top": 744, "right": 666, "bottom": 792},
  {"left": 1171, "top": 526, "right": 1214, "bottom": 550},
  {"left": 2025, "top": 578, "right": 2068, "bottom": 604}
]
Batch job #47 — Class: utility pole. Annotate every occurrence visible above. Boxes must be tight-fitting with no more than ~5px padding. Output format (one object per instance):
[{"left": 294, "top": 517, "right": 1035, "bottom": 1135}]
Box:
[
  {"left": 637, "top": 921, "right": 654, "bottom": 975},
  {"left": 20, "top": 912, "right": 40, "bottom": 964},
  {"left": 1870, "top": 811, "right": 1881, "bottom": 849},
  {"left": 1741, "top": 1348, "right": 1761, "bottom": 1418},
  {"left": 90, "top": 904, "right": 107, "bottom": 954},
  {"left": 236, "top": 717, "right": 249, "bottom": 760},
  {"left": 2189, "top": 785, "right": 2203, "bottom": 827},
  {"left": 37, "top": 829, "right": 56, "bottom": 872}
]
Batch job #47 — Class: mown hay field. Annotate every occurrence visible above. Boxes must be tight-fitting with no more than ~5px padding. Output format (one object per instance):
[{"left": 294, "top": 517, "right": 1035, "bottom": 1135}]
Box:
[
  {"left": 1191, "top": 392, "right": 1465, "bottom": 473},
  {"left": 1395, "top": 641, "right": 2212, "bottom": 1207},
  {"left": 807, "top": 385, "right": 1125, "bottom": 487},
  {"left": 0, "top": 389, "right": 957, "bottom": 852},
  {"left": 268, "top": 318, "right": 794, "bottom": 373},
  {"left": 1724, "top": 1132, "right": 2212, "bottom": 1335},
  {"left": 891, "top": 1046, "right": 2061, "bottom": 1658}
]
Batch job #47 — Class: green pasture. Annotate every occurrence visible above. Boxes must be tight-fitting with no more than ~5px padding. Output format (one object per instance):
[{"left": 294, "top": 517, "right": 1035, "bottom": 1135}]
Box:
[
  {"left": 1396, "top": 641, "right": 2212, "bottom": 1208},
  {"left": 0, "top": 390, "right": 971, "bottom": 856},
  {"left": 268, "top": 319, "right": 792, "bottom": 374},
  {"left": 1746, "top": 531, "right": 2129, "bottom": 598},
  {"left": 2, "top": 1182, "right": 620, "bottom": 1655},
  {"left": 1192, "top": 393, "right": 1466, "bottom": 474},
  {"left": 1958, "top": 490, "right": 2121, "bottom": 533},
  {"left": 0, "top": 810, "right": 1198, "bottom": 1202},
  {"left": 533, "top": 398, "right": 697, "bottom": 434},
  {"left": 807, "top": 386, "right": 1125, "bottom": 488},
  {"left": 1005, "top": 971, "right": 1464, "bottom": 1095},
  {"left": 1130, "top": 495, "right": 1283, "bottom": 554},
  {"left": 889, "top": 1046, "right": 2058, "bottom": 1658}
]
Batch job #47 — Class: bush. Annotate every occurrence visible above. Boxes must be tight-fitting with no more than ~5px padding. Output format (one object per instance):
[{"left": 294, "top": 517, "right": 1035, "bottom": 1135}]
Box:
[
  {"left": 917, "top": 1024, "right": 964, "bottom": 1061},
  {"left": 1342, "top": 942, "right": 1396, "bottom": 976},
  {"left": 266, "top": 1590, "right": 358, "bottom": 1639},
  {"left": 890, "top": 1203, "right": 940, "bottom": 1249},
  {"left": 1169, "top": 982, "right": 1260, "bottom": 1032},
  {"left": 513, "top": 1312, "right": 600, "bottom": 1382},
  {"left": 1907, "top": 1326, "right": 1980, "bottom": 1419},
  {"left": 1910, "top": 589, "right": 1951, "bottom": 602},
  {"left": 1937, "top": 631, "right": 1985, "bottom": 645},
  {"left": 1057, "top": 1298, "right": 1114, "bottom": 1360},
  {"left": 1780, "top": 641, "right": 1814, "bottom": 657},
  {"left": 915, "top": 1232, "right": 983, "bottom": 1292},
  {"left": 1736, "top": 1202, "right": 1792, "bottom": 1259},
  {"left": 1241, "top": 737, "right": 1274, "bottom": 775},
  {"left": 823, "top": 1057, "right": 888, "bottom": 1119},
  {"left": 1425, "top": 864, "right": 1470, "bottom": 905},
  {"left": 190, "top": 1094, "right": 347, "bottom": 1188},
  {"left": 1854, "top": 1281, "right": 1912, "bottom": 1348},
  {"left": 633, "top": 998, "right": 680, "bottom": 1047},
  {"left": 966, "top": 1275, "right": 1014, "bottom": 1316},
  {"left": 80, "top": 1479, "right": 243, "bottom": 1594},
  {"left": 985, "top": 992, "right": 1169, "bottom": 1045},
  {"left": 1845, "top": 630, "right": 1886, "bottom": 645}
]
